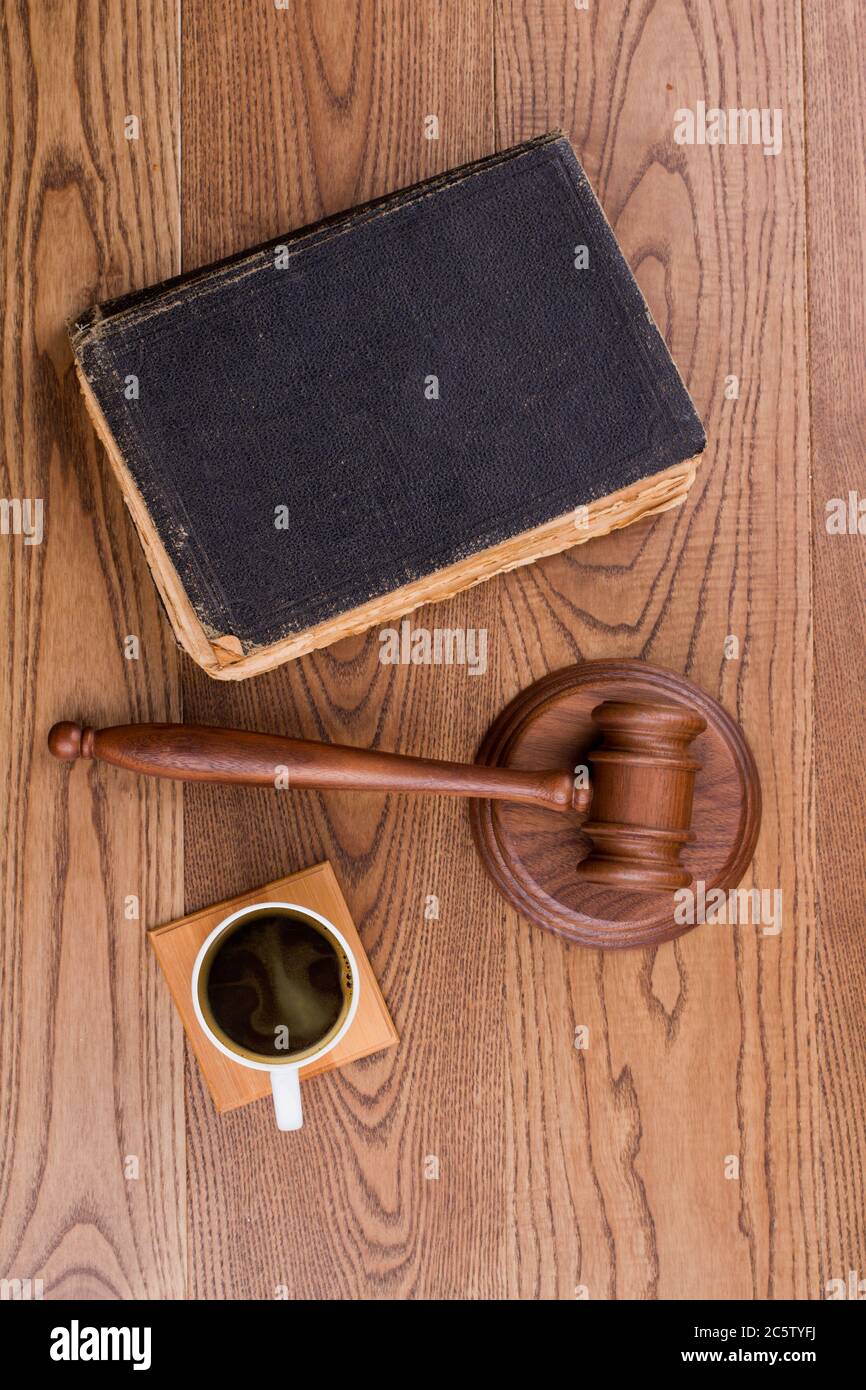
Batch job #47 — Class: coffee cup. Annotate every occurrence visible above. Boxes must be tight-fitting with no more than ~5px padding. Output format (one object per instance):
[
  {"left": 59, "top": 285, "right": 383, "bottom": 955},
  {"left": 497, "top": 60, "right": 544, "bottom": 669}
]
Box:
[{"left": 192, "top": 901, "right": 359, "bottom": 1131}]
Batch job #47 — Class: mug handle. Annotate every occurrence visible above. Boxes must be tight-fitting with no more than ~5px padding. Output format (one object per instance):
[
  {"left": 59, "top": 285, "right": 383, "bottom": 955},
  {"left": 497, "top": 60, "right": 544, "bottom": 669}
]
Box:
[{"left": 271, "top": 1067, "right": 303, "bottom": 1131}]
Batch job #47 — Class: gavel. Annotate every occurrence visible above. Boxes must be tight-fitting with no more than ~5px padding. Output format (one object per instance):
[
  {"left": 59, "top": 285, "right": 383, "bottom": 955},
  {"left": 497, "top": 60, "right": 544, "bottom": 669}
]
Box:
[{"left": 48, "top": 698, "right": 707, "bottom": 893}]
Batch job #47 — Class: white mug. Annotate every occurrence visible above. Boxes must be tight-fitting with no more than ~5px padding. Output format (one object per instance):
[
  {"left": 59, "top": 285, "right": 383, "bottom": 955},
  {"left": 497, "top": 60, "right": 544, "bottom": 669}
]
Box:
[{"left": 192, "top": 901, "right": 360, "bottom": 1132}]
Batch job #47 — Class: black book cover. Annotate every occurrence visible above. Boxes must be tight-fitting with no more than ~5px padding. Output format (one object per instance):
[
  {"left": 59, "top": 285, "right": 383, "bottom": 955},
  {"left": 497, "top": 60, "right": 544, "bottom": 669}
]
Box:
[{"left": 70, "top": 133, "right": 705, "bottom": 675}]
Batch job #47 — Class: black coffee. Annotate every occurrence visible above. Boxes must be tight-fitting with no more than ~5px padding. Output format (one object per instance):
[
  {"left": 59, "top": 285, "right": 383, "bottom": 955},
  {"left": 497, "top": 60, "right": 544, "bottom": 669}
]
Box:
[{"left": 205, "top": 914, "right": 346, "bottom": 1058}]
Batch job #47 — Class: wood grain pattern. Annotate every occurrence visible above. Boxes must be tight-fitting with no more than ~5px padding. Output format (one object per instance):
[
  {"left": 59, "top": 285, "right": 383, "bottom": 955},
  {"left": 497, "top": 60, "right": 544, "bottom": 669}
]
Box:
[
  {"left": 4, "top": 0, "right": 863, "bottom": 1303},
  {"left": 803, "top": 0, "right": 866, "bottom": 1285},
  {"left": 0, "top": 2, "right": 184, "bottom": 1297},
  {"left": 177, "top": 0, "right": 821, "bottom": 1299},
  {"left": 181, "top": 0, "right": 501, "bottom": 1300},
  {"left": 494, "top": 0, "right": 815, "bottom": 1299}
]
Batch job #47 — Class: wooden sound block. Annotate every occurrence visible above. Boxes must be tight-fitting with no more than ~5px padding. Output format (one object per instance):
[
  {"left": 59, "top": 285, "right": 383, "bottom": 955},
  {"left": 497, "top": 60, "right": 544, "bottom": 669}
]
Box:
[
  {"left": 469, "top": 660, "right": 761, "bottom": 950},
  {"left": 150, "top": 862, "right": 398, "bottom": 1113}
]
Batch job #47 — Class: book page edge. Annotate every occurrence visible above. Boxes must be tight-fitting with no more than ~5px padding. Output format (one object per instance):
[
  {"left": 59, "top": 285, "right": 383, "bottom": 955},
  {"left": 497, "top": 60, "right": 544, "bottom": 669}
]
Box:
[
  {"left": 74, "top": 361, "right": 223, "bottom": 675},
  {"left": 204, "top": 453, "right": 703, "bottom": 680},
  {"left": 73, "top": 359, "right": 701, "bottom": 682}
]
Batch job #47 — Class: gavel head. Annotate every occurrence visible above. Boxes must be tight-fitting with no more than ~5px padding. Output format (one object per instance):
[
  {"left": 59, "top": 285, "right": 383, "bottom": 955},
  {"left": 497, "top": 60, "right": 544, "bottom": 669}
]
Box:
[{"left": 575, "top": 699, "right": 707, "bottom": 892}]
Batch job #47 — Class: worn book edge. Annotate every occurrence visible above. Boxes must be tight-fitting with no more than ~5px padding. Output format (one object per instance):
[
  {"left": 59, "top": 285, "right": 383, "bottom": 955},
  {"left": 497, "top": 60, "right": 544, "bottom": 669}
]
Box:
[{"left": 76, "top": 358, "right": 700, "bottom": 680}]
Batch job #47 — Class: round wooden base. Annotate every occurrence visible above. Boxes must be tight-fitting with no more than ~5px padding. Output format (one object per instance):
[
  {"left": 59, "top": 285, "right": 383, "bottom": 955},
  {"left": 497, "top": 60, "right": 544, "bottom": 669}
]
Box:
[{"left": 468, "top": 660, "right": 761, "bottom": 949}]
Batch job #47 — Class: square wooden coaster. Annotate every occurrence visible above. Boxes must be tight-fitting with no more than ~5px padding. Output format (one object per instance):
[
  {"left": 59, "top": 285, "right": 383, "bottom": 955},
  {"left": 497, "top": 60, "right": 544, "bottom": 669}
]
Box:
[{"left": 150, "top": 862, "right": 398, "bottom": 1113}]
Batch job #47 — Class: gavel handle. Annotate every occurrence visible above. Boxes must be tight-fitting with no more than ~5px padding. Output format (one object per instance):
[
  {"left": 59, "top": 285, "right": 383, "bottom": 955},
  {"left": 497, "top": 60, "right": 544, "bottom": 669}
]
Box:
[{"left": 47, "top": 722, "right": 589, "bottom": 816}]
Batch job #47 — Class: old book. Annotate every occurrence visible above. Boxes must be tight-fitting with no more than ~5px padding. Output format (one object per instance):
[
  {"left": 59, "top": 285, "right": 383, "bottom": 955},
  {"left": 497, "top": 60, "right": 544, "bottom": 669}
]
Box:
[{"left": 70, "top": 132, "right": 705, "bottom": 681}]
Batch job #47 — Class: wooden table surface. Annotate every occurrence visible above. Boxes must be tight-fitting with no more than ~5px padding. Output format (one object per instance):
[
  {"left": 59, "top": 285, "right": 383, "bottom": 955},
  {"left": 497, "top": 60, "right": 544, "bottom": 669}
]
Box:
[{"left": 2, "top": 1, "right": 863, "bottom": 1300}]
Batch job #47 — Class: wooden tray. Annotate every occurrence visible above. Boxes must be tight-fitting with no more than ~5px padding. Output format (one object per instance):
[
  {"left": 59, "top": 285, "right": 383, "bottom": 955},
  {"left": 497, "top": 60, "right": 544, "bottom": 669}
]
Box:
[{"left": 150, "top": 862, "right": 398, "bottom": 1113}]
